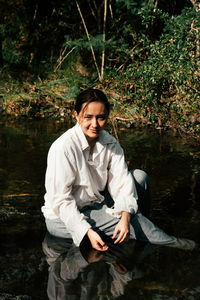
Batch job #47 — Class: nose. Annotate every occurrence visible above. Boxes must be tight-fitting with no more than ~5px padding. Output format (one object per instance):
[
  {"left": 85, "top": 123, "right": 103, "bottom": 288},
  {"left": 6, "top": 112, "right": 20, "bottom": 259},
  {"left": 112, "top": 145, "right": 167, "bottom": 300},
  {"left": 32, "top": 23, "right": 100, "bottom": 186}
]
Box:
[{"left": 91, "top": 117, "right": 98, "bottom": 127}]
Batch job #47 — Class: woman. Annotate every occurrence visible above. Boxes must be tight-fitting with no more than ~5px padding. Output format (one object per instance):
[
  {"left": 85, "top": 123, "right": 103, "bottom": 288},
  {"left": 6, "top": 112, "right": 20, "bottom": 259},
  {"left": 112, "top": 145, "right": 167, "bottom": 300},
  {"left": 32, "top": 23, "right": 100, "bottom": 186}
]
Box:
[{"left": 42, "top": 88, "right": 195, "bottom": 251}]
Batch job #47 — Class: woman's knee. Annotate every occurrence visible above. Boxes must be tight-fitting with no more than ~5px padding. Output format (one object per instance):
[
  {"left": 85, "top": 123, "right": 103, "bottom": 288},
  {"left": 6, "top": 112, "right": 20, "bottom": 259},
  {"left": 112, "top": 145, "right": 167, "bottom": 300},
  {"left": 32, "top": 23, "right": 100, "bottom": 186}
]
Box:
[
  {"left": 130, "top": 169, "right": 149, "bottom": 189},
  {"left": 130, "top": 169, "right": 151, "bottom": 217}
]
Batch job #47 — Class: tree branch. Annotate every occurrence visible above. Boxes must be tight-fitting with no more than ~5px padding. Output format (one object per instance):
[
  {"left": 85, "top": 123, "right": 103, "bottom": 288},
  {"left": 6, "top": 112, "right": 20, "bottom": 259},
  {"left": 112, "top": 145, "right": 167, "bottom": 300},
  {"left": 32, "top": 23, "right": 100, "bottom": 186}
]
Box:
[
  {"left": 54, "top": 46, "right": 76, "bottom": 72},
  {"left": 100, "top": 0, "right": 107, "bottom": 81},
  {"left": 87, "top": 0, "right": 97, "bottom": 20},
  {"left": 76, "top": 1, "right": 101, "bottom": 81},
  {"left": 109, "top": 0, "right": 113, "bottom": 19}
]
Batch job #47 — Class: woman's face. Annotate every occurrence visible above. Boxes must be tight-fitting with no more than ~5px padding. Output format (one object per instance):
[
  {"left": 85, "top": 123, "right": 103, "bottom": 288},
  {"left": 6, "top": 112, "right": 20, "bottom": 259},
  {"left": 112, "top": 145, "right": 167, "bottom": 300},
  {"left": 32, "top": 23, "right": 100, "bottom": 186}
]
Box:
[{"left": 75, "top": 101, "right": 108, "bottom": 145}]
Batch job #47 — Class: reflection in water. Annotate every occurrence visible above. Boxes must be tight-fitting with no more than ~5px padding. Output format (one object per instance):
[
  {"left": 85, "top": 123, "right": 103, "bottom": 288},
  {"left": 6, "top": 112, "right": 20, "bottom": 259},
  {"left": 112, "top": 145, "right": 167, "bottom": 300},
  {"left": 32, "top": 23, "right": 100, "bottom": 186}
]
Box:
[
  {"left": 43, "top": 232, "right": 157, "bottom": 299},
  {"left": 42, "top": 232, "right": 199, "bottom": 300},
  {"left": 0, "top": 120, "right": 200, "bottom": 298}
]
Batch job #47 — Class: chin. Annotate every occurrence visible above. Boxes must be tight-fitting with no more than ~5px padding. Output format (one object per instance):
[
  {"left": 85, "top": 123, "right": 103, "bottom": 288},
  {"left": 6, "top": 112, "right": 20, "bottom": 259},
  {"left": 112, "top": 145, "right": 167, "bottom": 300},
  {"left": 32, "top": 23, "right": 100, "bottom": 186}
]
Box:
[
  {"left": 86, "top": 132, "right": 99, "bottom": 140},
  {"left": 89, "top": 134, "right": 99, "bottom": 139}
]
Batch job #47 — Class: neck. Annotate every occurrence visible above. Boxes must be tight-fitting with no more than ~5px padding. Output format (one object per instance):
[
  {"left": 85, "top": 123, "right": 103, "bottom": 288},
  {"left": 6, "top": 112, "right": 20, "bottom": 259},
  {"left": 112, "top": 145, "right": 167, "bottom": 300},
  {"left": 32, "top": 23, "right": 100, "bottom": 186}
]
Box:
[{"left": 87, "top": 137, "right": 97, "bottom": 148}]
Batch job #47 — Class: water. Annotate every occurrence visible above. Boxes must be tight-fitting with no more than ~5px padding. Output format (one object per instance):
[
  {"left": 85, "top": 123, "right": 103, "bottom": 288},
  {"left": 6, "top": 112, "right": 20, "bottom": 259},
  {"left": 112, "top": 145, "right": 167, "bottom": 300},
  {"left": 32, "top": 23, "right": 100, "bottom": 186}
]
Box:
[{"left": 0, "top": 119, "right": 200, "bottom": 299}]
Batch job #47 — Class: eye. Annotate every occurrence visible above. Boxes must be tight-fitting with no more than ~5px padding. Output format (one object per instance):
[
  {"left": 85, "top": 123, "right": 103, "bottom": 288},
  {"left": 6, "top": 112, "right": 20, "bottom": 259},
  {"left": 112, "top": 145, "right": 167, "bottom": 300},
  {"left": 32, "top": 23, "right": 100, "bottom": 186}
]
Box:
[
  {"left": 97, "top": 115, "right": 106, "bottom": 121},
  {"left": 84, "top": 115, "right": 92, "bottom": 119}
]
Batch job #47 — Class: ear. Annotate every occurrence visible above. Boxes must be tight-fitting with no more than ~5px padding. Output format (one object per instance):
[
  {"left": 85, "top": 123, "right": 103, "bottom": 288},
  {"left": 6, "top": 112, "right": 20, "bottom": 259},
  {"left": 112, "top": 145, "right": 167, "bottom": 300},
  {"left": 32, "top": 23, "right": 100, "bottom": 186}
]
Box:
[{"left": 74, "top": 111, "right": 79, "bottom": 123}]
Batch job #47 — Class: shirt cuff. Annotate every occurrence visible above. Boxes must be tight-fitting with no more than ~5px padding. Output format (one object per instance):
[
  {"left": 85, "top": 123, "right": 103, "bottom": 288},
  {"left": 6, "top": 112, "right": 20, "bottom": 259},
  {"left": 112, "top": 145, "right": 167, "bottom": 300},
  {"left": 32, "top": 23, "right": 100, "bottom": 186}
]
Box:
[{"left": 106, "top": 196, "right": 138, "bottom": 218}]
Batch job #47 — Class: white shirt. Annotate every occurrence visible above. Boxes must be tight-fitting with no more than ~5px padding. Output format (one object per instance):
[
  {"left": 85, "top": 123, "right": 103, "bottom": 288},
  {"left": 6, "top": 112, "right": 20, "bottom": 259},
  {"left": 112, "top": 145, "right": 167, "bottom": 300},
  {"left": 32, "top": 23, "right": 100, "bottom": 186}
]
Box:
[{"left": 42, "top": 123, "right": 138, "bottom": 246}]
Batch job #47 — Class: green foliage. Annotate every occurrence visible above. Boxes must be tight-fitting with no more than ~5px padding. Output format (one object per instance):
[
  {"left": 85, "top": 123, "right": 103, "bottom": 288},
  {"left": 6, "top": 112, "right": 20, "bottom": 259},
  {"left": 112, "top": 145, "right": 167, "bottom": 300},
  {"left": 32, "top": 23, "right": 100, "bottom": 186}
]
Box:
[
  {"left": 133, "top": 7, "right": 200, "bottom": 132},
  {"left": 1, "top": 0, "right": 200, "bottom": 138},
  {"left": 106, "top": 5, "right": 199, "bottom": 136}
]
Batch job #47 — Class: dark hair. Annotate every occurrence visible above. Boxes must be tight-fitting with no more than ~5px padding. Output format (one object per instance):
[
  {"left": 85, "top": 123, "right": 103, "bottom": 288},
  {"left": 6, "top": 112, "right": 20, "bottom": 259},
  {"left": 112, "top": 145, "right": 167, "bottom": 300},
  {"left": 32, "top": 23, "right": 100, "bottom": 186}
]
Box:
[{"left": 75, "top": 88, "right": 110, "bottom": 115}]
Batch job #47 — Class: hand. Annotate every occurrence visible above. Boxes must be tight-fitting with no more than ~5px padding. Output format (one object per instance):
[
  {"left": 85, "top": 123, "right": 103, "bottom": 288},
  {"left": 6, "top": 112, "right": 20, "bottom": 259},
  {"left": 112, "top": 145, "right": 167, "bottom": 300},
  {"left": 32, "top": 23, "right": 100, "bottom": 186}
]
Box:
[
  {"left": 87, "top": 228, "right": 108, "bottom": 251},
  {"left": 112, "top": 211, "right": 130, "bottom": 244}
]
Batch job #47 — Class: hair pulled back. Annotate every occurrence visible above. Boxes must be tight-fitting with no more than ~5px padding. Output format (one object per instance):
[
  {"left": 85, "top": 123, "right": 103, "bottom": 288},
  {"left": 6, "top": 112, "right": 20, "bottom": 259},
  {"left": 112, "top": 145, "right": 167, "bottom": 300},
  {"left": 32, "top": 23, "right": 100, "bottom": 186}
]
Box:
[{"left": 75, "top": 89, "right": 110, "bottom": 115}]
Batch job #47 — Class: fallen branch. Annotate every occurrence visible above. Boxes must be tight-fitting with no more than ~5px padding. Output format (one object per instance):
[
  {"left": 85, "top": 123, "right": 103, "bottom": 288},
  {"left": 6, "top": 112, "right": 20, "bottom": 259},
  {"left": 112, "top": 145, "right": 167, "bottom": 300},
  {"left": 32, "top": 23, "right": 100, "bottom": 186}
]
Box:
[
  {"left": 0, "top": 193, "right": 39, "bottom": 198},
  {"left": 115, "top": 117, "right": 134, "bottom": 122}
]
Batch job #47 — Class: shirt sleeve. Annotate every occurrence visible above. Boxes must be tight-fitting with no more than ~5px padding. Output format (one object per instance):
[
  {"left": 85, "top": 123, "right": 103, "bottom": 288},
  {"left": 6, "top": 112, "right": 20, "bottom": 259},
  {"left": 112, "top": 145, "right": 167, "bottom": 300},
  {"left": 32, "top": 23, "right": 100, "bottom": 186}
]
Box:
[
  {"left": 106, "top": 142, "right": 138, "bottom": 217},
  {"left": 45, "top": 143, "right": 91, "bottom": 246}
]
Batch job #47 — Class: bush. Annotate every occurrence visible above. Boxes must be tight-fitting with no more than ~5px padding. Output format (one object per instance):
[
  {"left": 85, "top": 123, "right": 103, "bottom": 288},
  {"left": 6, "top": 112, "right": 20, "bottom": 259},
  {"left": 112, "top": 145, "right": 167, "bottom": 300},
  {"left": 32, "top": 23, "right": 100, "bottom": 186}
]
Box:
[{"left": 107, "top": 7, "right": 200, "bottom": 135}]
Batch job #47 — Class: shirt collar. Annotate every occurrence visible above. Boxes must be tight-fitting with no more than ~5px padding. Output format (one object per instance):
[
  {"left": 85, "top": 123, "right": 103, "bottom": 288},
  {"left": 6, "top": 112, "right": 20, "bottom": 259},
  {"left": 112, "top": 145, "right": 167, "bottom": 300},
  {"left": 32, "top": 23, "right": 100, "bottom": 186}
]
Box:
[{"left": 74, "top": 123, "right": 90, "bottom": 151}]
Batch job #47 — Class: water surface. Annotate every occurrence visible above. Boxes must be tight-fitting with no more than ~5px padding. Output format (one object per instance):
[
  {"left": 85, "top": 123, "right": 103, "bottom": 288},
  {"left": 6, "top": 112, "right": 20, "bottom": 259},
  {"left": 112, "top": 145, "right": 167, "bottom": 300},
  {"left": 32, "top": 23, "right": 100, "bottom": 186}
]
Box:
[{"left": 0, "top": 119, "right": 200, "bottom": 299}]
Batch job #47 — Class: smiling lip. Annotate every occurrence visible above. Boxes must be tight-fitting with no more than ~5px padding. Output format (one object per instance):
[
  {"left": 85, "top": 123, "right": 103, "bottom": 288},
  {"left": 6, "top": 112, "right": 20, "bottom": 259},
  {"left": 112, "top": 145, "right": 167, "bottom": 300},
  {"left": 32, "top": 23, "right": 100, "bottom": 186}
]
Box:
[{"left": 90, "top": 129, "right": 99, "bottom": 134}]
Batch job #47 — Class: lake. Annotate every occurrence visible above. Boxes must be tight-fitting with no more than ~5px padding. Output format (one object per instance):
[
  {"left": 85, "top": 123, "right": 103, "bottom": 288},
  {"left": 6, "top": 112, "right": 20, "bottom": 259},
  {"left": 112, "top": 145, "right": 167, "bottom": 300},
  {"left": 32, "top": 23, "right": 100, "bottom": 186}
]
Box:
[{"left": 0, "top": 119, "right": 200, "bottom": 299}]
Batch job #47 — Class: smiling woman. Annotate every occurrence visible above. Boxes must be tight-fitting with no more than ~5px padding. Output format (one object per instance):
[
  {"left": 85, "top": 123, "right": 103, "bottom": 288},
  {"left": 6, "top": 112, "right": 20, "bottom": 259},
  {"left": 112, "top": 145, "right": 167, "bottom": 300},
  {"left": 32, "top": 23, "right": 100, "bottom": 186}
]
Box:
[
  {"left": 41, "top": 88, "right": 197, "bottom": 253},
  {"left": 74, "top": 101, "right": 108, "bottom": 148}
]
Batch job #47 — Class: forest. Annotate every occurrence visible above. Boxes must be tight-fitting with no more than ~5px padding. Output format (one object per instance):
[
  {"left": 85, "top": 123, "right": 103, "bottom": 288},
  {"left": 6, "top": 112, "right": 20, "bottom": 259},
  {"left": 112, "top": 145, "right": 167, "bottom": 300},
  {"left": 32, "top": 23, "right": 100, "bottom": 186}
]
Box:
[{"left": 0, "top": 0, "right": 200, "bottom": 138}]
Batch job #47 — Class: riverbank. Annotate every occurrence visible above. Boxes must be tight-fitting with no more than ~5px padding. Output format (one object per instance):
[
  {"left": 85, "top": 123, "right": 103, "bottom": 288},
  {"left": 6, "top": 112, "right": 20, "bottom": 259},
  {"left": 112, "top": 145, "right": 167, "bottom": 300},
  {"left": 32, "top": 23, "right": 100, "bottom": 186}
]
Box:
[{"left": 1, "top": 73, "right": 200, "bottom": 143}]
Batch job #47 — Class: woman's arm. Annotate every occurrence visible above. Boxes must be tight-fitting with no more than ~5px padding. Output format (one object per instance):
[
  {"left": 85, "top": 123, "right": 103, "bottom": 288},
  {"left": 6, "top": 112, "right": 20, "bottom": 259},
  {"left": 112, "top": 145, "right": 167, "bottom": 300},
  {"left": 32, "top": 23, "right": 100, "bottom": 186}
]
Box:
[
  {"left": 45, "top": 142, "right": 91, "bottom": 246},
  {"left": 107, "top": 142, "right": 138, "bottom": 217}
]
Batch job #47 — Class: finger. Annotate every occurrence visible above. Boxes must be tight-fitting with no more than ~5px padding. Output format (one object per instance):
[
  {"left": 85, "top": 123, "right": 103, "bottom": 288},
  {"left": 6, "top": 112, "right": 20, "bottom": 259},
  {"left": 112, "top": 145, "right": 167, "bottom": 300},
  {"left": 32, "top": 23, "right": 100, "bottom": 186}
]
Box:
[
  {"left": 114, "top": 232, "right": 124, "bottom": 244},
  {"left": 116, "top": 232, "right": 130, "bottom": 244},
  {"left": 96, "top": 237, "right": 108, "bottom": 251},
  {"left": 92, "top": 239, "right": 104, "bottom": 251},
  {"left": 114, "top": 231, "right": 129, "bottom": 244},
  {"left": 112, "top": 228, "right": 119, "bottom": 239},
  {"left": 100, "top": 245, "right": 109, "bottom": 251},
  {"left": 95, "top": 242, "right": 108, "bottom": 251},
  {"left": 94, "top": 244, "right": 107, "bottom": 251}
]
